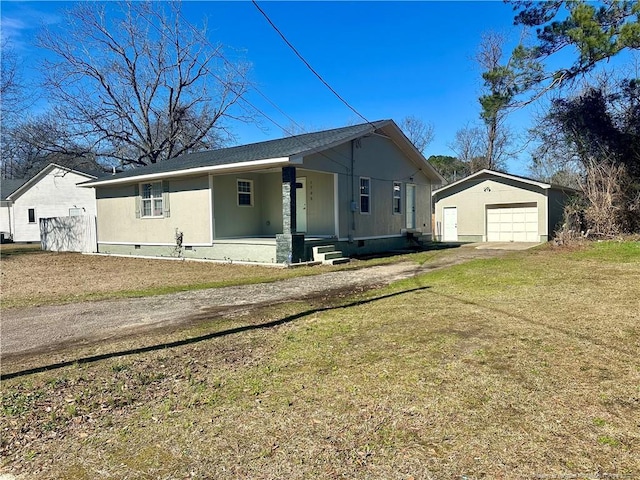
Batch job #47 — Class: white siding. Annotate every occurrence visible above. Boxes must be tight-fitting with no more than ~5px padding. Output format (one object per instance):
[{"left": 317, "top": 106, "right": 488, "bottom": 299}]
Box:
[
  {"left": 11, "top": 167, "right": 97, "bottom": 242},
  {"left": 0, "top": 203, "right": 11, "bottom": 237}
]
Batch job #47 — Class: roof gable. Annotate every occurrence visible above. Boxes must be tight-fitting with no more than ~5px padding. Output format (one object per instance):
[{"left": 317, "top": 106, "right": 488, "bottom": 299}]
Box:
[
  {"left": 6, "top": 163, "right": 98, "bottom": 201},
  {"left": 432, "top": 169, "right": 576, "bottom": 197}
]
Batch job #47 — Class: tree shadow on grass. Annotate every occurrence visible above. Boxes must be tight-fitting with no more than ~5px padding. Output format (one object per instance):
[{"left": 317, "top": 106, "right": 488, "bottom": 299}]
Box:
[{"left": 1, "top": 286, "right": 430, "bottom": 381}]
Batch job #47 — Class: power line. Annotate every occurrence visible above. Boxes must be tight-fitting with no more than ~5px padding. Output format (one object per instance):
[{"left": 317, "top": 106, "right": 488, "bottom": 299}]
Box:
[
  {"left": 251, "top": 0, "right": 375, "bottom": 129},
  {"left": 143, "top": 5, "right": 419, "bottom": 184},
  {"left": 140, "top": 8, "right": 352, "bottom": 172},
  {"left": 176, "top": 9, "right": 309, "bottom": 138}
]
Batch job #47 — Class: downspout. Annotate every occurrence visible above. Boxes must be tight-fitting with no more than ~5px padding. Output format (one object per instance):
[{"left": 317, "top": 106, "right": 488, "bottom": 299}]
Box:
[
  {"left": 8, "top": 202, "right": 13, "bottom": 241},
  {"left": 349, "top": 139, "right": 355, "bottom": 242}
]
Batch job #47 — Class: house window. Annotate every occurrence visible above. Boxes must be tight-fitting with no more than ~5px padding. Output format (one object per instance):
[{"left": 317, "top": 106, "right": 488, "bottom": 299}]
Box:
[
  {"left": 360, "top": 177, "right": 371, "bottom": 214},
  {"left": 28, "top": 208, "right": 36, "bottom": 224},
  {"left": 141, "top": 182, "right": 163, "bottom": 217},
  {"left": 393, "top": 182, "right": 402, "bottom": 214},
  {"left": 237, "top": 179, "right": 253, "bottom": 206}
]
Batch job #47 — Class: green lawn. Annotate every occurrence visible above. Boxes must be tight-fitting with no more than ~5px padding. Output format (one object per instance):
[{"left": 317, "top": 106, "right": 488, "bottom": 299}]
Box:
[{"left": 1, "top": 241, "right": 639, "bottom": 479}]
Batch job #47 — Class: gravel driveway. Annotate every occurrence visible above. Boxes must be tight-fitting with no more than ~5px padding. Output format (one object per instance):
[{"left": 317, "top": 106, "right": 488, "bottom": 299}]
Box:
[{"left": 1, "top": 245, "right": 514, "bottom": 362}]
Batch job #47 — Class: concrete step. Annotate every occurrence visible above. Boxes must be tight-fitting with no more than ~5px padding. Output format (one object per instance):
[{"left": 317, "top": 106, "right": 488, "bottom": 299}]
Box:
[
  {"left": 324, "top": 257, "right": 350, "bottom": 265},
  {"left": 312, "top": 245, "right": 336, "bottom": 256},
  {"left": 322, "top": 251, "right": 344, "bottom": 260},
  {"left": 312, "top": 244, "right": 350, "bottom": 265}
]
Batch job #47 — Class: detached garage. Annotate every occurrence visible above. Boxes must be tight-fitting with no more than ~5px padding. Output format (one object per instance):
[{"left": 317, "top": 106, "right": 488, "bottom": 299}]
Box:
[{"left": 432, "top": 169, "right": 577, "bottom": 243}]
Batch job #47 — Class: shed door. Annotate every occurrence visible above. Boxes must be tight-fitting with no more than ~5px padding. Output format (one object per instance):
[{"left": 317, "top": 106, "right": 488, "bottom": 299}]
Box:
[
  {"left": 443, "top": 207, "right": 458, "bottom": 241},
  {"left": 486, "top": 204, "right": 538, "bottom": 242}
]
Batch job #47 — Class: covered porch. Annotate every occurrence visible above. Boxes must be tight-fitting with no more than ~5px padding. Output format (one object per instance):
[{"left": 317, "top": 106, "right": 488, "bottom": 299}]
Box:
[{"left": 209, "top": 166, "right": 338, "bottom": 263}]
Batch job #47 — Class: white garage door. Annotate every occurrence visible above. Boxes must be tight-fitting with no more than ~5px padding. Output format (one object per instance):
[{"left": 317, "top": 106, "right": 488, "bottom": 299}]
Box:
[{"left": 487, "top": 204, "right": 538, "bottom": 242}]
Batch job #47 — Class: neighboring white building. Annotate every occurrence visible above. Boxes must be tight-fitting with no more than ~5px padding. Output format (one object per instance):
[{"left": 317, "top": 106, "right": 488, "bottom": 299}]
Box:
[
  {"left": 1, "top": 179, "right": 26, "bottom": 242},
  {"left": 2, "top": 163, "right": 101, "bottom": 242}
]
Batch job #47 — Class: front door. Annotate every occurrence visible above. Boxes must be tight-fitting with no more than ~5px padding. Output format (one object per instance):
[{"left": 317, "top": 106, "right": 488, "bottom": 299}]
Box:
[
  {"left": 296, "top": 177, "right": 307, "bottom": 233},
  {"left": 443, "top": 207, "right": 458, "bottom": 241},
  {"left": 405, "top": 184, "right": 416, "bottom": 229}
]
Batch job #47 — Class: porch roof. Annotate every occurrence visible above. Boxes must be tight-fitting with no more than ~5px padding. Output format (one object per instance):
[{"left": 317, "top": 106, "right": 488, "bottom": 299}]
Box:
[{"left": 83, "top": 121, "right": 391, "bottom": 187}]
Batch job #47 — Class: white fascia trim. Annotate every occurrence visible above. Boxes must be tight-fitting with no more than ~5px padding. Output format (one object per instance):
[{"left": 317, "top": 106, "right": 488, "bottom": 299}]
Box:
[{"left": 84, "top": 157, "right": 292, "bottom": 187}]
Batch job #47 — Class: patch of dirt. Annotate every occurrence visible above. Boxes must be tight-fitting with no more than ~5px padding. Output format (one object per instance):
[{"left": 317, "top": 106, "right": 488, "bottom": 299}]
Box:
[{"left": 1, "top": 246, "right": 511, "bottom": 376}]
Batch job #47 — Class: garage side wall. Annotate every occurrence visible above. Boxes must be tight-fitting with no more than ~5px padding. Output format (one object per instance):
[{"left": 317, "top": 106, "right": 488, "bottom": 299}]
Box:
[
  {"left": 434, "top": 177, "right": 549, "bottom": 242},
  {"left": 547, "top": 188, "right": 576, "bottom": 239}
]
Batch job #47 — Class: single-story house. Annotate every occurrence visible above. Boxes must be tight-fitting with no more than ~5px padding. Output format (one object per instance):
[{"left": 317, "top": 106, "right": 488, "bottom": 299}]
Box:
[
  {"left": 1, "top": 163, "right": 101, "bottom": 243},
  {"left": 83, "top": 120, "right": 445, "bottom": 264},
  {"left": 432, "top": 169, "right": 577, "bottom": 243},
  {"left": 1, "top": 178, "right": 26, "bottom": 242}
]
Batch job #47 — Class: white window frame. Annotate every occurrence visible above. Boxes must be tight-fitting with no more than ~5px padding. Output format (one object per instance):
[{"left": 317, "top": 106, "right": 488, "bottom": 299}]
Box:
[
  {"left": 393, "top": 181, "right": 402, "bottom": 215},
  {"left": 27, "top": 208, "right": 36, "bottom": 224},
  {"left": 360, "top": 177, "right": 371, "bottom": 214},
  {"left": 140, "top": 181, "right": 163, "bottom": 218},
  {"left": 237, "top": 179, "right": 254, "bottom": 207}
]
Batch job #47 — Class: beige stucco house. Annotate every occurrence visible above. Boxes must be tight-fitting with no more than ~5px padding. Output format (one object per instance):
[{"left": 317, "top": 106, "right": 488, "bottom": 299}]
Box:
[
  {"left": 432, "top": 169, "right": 577, "bottom": 243},
  {"left": 83, "top": 120, "right": 445, "bottom": 264}
]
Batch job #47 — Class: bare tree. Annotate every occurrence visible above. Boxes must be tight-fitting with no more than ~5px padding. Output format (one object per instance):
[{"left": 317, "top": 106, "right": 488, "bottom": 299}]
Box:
[
  {"left": 1, "top": 39, "right": 25, "bottom": 178},
  {"left": 38, "top": 1, "right": 251, "bottom": 167},
  {"left": 5, "top": 113, "right": 105, "bottom": 179},
  {"left": 0, "top": 39, "right": 20, "bottom": 107},
  {"left": 581, "top": 160, "right": 639, "bottom": 236},
  {"left": 449, "top": 125, "right": 483, "bottom": 170},
  {"left": 400, "top": 115, "right": 435, "bottom": 154}
]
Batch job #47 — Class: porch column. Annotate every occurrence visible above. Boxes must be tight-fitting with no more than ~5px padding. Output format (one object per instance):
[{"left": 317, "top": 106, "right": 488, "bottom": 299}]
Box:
[
  {"left": 281, "top": 166, "right": 297, "bottom": 234},
  {"left": 277, "top": 166, "right": 305, "bottom": 264}
]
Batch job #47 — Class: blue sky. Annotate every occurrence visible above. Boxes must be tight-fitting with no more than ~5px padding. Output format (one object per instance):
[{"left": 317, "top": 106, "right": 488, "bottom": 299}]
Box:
[{"left": 0, "top": 1, "right": 621, "bottom": 175}]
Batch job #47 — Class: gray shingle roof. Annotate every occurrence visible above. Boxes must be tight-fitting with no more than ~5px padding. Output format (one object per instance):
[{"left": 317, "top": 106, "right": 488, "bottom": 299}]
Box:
[
  {"left": 1, "top": 179, "right": 27, "bottom": 200},
  {"left": 92, "top": 120, "right": 389, "bottom": 183}
]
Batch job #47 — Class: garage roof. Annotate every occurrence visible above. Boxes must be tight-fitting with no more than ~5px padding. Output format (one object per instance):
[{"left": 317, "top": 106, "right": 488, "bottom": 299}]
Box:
[{"left": 432, "top": 169, "right": 577, "bottom": 197}]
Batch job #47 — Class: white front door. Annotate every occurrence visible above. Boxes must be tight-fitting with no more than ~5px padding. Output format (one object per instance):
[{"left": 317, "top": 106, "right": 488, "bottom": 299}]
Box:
[
  {"left": 443, "top": 207, "right": 458, "bottom": 241},
  {"left": 296, "top": 177, "right": 307, "bottom": 233},
  {"left": 405, "top": 184, "right": 416, "bottom": 229}
]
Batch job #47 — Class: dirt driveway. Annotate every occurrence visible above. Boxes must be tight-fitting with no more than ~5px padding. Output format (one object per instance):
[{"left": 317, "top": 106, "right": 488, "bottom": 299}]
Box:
[{"left": 1, "top": 245, "right": 519, "bottom": 369}]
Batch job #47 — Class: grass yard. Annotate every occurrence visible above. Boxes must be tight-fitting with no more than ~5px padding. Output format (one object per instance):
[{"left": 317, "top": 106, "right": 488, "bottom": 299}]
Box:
[
  {"left": 0, "top": 244, "right": 438, "bottom": 309},
  {"left": 1, "top": 241, "right": 639, "bottom": 478}
]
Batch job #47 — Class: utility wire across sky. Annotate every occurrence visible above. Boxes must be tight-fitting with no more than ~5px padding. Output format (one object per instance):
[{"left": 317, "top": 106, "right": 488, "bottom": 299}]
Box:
[{"left": 251, "top": 0, "right": 376, "bottom": 130}]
